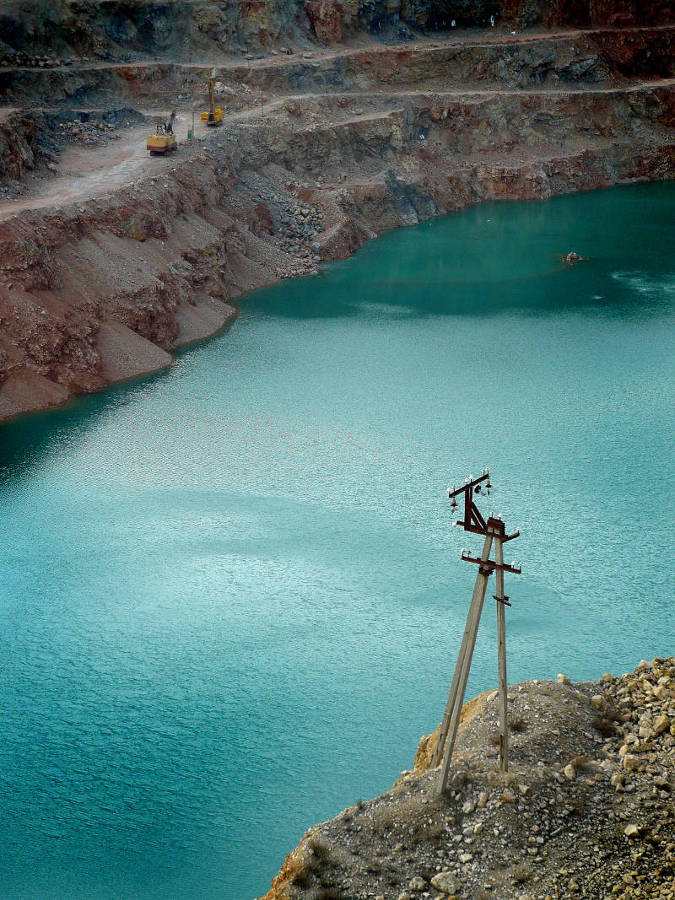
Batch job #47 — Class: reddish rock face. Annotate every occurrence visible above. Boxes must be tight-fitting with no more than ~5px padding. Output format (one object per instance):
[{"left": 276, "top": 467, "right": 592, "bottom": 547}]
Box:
[
  {"left": 305, "top": 1, "right": 344, "bottom": 44},
  {"left": 249, "top": 202, "right": 275, "bottom": 236},
  {"left": 499, "top": 0, "right": 673, "bottom": 27}
]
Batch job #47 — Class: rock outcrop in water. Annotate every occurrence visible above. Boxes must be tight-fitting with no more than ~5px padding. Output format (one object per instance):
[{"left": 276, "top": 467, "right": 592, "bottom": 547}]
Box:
[
  {"left": 261, "top": 658, "right": 675, "bottom": 899},
  {"left": 0, "top": 1, "right": 674, "bottom": 419}
]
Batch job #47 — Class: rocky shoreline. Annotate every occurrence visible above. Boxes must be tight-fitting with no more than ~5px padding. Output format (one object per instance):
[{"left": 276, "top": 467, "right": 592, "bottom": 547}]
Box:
[{"left": 261, "top": 658, "right": 674, "bottom": 900}]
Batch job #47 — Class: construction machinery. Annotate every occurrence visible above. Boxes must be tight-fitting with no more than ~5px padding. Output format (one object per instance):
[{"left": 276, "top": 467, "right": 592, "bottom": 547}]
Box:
[
  {"left": 147, "top": 111, "right": 177, "bottom": 155},
  {"left": 201, "top": 76, "right": 224, "bottom": 127}
]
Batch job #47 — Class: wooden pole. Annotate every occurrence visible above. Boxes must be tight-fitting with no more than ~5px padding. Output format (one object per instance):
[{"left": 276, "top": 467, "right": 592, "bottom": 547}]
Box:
[
  {"left": 431, "top": 531, "right": 493, "bottom": 767},
  {"left": 494, "top": 532, "right": 509, "bottom": 772},
  {"left": 437, "top": 532, "right": 494, "bottom": 794}
]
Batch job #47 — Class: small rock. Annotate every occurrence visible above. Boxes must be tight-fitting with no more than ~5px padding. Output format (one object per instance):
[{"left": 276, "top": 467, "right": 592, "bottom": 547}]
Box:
[
  {"left": 624, "top": 823, "right": 640, "bottom": 838},
  {"left": 430, "top": 871, "right": 459, "bottom": 894},
  {"left": 591, "top": 695, "right": 604, "bottom": 709},
  {"left": 501, "top": 789, "right": 516, "bottom": 804},
  {"left": 623, "top": 754, "right": 641, "bottom": 773},
  {"left": 557, "top": 673, "right": 571, "bottom": 685},
  {"left": 653, "top": 714, "right": 670, "bottom": 735},
  {"left": 564, "top": 764, "right": 576, "bottom": 780},
  {"left": 610, "top": 772, "right": 625, "bottom": 791},
  {"left": 409, "top": 876, "right": 427, "bottom": 891},
  {"left": 477, "top": 791, "right": 489, "bottom": 808}
]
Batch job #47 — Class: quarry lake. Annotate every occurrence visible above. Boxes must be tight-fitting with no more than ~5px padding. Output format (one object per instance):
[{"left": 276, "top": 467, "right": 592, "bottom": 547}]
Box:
[{"left": 0, "top": 182, "right": 673, "bottom": 900}]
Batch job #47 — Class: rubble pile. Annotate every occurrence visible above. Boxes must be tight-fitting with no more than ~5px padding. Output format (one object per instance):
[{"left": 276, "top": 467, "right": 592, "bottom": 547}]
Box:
[
  {"left": 56, "top": 119, "right": 120, "bottom": 147},
  {"left": 277, "top": 203, "right": 324, "bottom": 260},
  {"left": 0, "top": 51, "right": 81, "bottom": 68}
]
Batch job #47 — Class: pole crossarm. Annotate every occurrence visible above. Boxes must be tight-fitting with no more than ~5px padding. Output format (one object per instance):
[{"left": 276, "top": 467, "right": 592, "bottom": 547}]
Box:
[
  {"left": 448, "top": 473, "right": 489, "bottom": 498},
  {"left": 460, "top": 553, "right": 521, "bottom": 575}
]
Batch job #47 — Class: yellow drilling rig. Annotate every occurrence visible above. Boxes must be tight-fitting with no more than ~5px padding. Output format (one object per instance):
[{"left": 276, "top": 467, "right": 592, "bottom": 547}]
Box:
[
  {"left": 201, "top": 76, "right": 224, "bottom": 127},
  {"left": 146, "top": 111, "right": 177, "bottom": 155}
]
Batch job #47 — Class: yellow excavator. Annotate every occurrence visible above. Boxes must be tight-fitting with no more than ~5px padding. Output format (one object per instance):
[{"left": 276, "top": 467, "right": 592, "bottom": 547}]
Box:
[
  {"left": 147, "top": 111, "right": 177, "bottom": 155},
  {"left": 201, "top": 76, "right": 224, "bottom": 127}
]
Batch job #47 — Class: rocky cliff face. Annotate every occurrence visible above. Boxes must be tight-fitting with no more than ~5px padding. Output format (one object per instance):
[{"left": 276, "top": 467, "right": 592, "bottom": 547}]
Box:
[
  {"left": 0, "top": 5, "right": 673, "bottom": 419},
  {"left": 0, "top": 0, "right": 672, "bottom": 61},
  {"left": 261, "top": 658, "right": 675, "bottom": 900},
  {"left": 0, "top": 18, "right": 675, "bottom": 417}
]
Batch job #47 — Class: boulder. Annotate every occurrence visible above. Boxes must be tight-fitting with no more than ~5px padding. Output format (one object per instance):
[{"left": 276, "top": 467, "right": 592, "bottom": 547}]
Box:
[{"left": 431, "top": 871, "right": 459, "bottom": 894}]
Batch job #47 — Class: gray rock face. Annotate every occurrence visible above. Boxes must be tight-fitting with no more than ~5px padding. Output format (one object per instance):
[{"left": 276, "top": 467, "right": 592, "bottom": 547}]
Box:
[{"left": 1, "top": 0, "right": 672, "bottom": 63}]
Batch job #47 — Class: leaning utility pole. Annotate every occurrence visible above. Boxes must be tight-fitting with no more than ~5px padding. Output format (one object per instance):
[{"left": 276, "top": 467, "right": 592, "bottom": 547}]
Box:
[{"left": 432, "top": 470, "right": 521, "bottom": 794}]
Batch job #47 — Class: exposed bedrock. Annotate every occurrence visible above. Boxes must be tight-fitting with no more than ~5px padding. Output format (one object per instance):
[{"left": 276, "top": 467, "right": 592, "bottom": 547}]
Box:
[
  {"left": 2, "top": 27, "right": 674, "bottom": 107},
  {"left": 0, "top": 0, "right": 673, "bottom": 61},
  {"left": 0, "top": 66, "right": 673, "bottom": 420},
  {"left": 0, "top": 111, "right": 40, "bottom": 182}
]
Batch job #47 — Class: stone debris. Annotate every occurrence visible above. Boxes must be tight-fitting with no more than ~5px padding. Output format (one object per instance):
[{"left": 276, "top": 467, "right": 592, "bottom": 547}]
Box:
[{"left": 261, "top": 658, "right": 675, "bottom": 899}]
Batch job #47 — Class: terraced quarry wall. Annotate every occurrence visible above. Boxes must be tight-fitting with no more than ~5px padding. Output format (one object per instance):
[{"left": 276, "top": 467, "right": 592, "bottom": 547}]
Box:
[
  {"left": 0, "top": 7, "right": 673, "bottom": 420},
  {"left": 1, "top": 1, "right": 673, "bottom": 62}
]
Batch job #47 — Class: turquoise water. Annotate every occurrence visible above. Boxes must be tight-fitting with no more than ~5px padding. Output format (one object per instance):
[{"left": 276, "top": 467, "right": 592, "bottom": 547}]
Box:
[{"left": 0, "top": 182, "right": 673, "bottom": 899}]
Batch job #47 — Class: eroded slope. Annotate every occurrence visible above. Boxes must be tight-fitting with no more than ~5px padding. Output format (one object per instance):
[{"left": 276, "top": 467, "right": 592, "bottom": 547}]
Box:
[{"left": 0, "top": 18, "right": 673, "bottom": 420}]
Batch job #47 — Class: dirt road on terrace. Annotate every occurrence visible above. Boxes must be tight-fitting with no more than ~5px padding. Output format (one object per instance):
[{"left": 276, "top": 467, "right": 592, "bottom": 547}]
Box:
[
  {"left": 0, "top": 66, "right": 673, "bottom": 223},
  {"left": 0, "top": 24, "right": 672, "bottom": 223},
  {"left": 0, "top": 115, "right": 200, "bottom": 220},
  {"left": 0, "top": 22, "right": 671, "bottom": 74}
]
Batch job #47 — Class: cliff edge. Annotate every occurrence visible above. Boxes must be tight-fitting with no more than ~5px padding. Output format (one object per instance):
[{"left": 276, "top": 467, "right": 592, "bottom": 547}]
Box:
[{"left": 261, "top": 658, "right": 674, "bottom": 899}]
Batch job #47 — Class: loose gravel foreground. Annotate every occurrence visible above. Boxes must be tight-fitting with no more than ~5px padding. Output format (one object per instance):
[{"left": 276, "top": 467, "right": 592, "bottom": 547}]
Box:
[{"left": 262, "top": 658, "right": 674, "bottom": 900}]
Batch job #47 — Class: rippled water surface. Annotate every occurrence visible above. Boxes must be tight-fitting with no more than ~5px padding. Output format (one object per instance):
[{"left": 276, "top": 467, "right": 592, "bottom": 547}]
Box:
[{"left": 1, "top": 183, "right": 673, "bottom": 899}]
